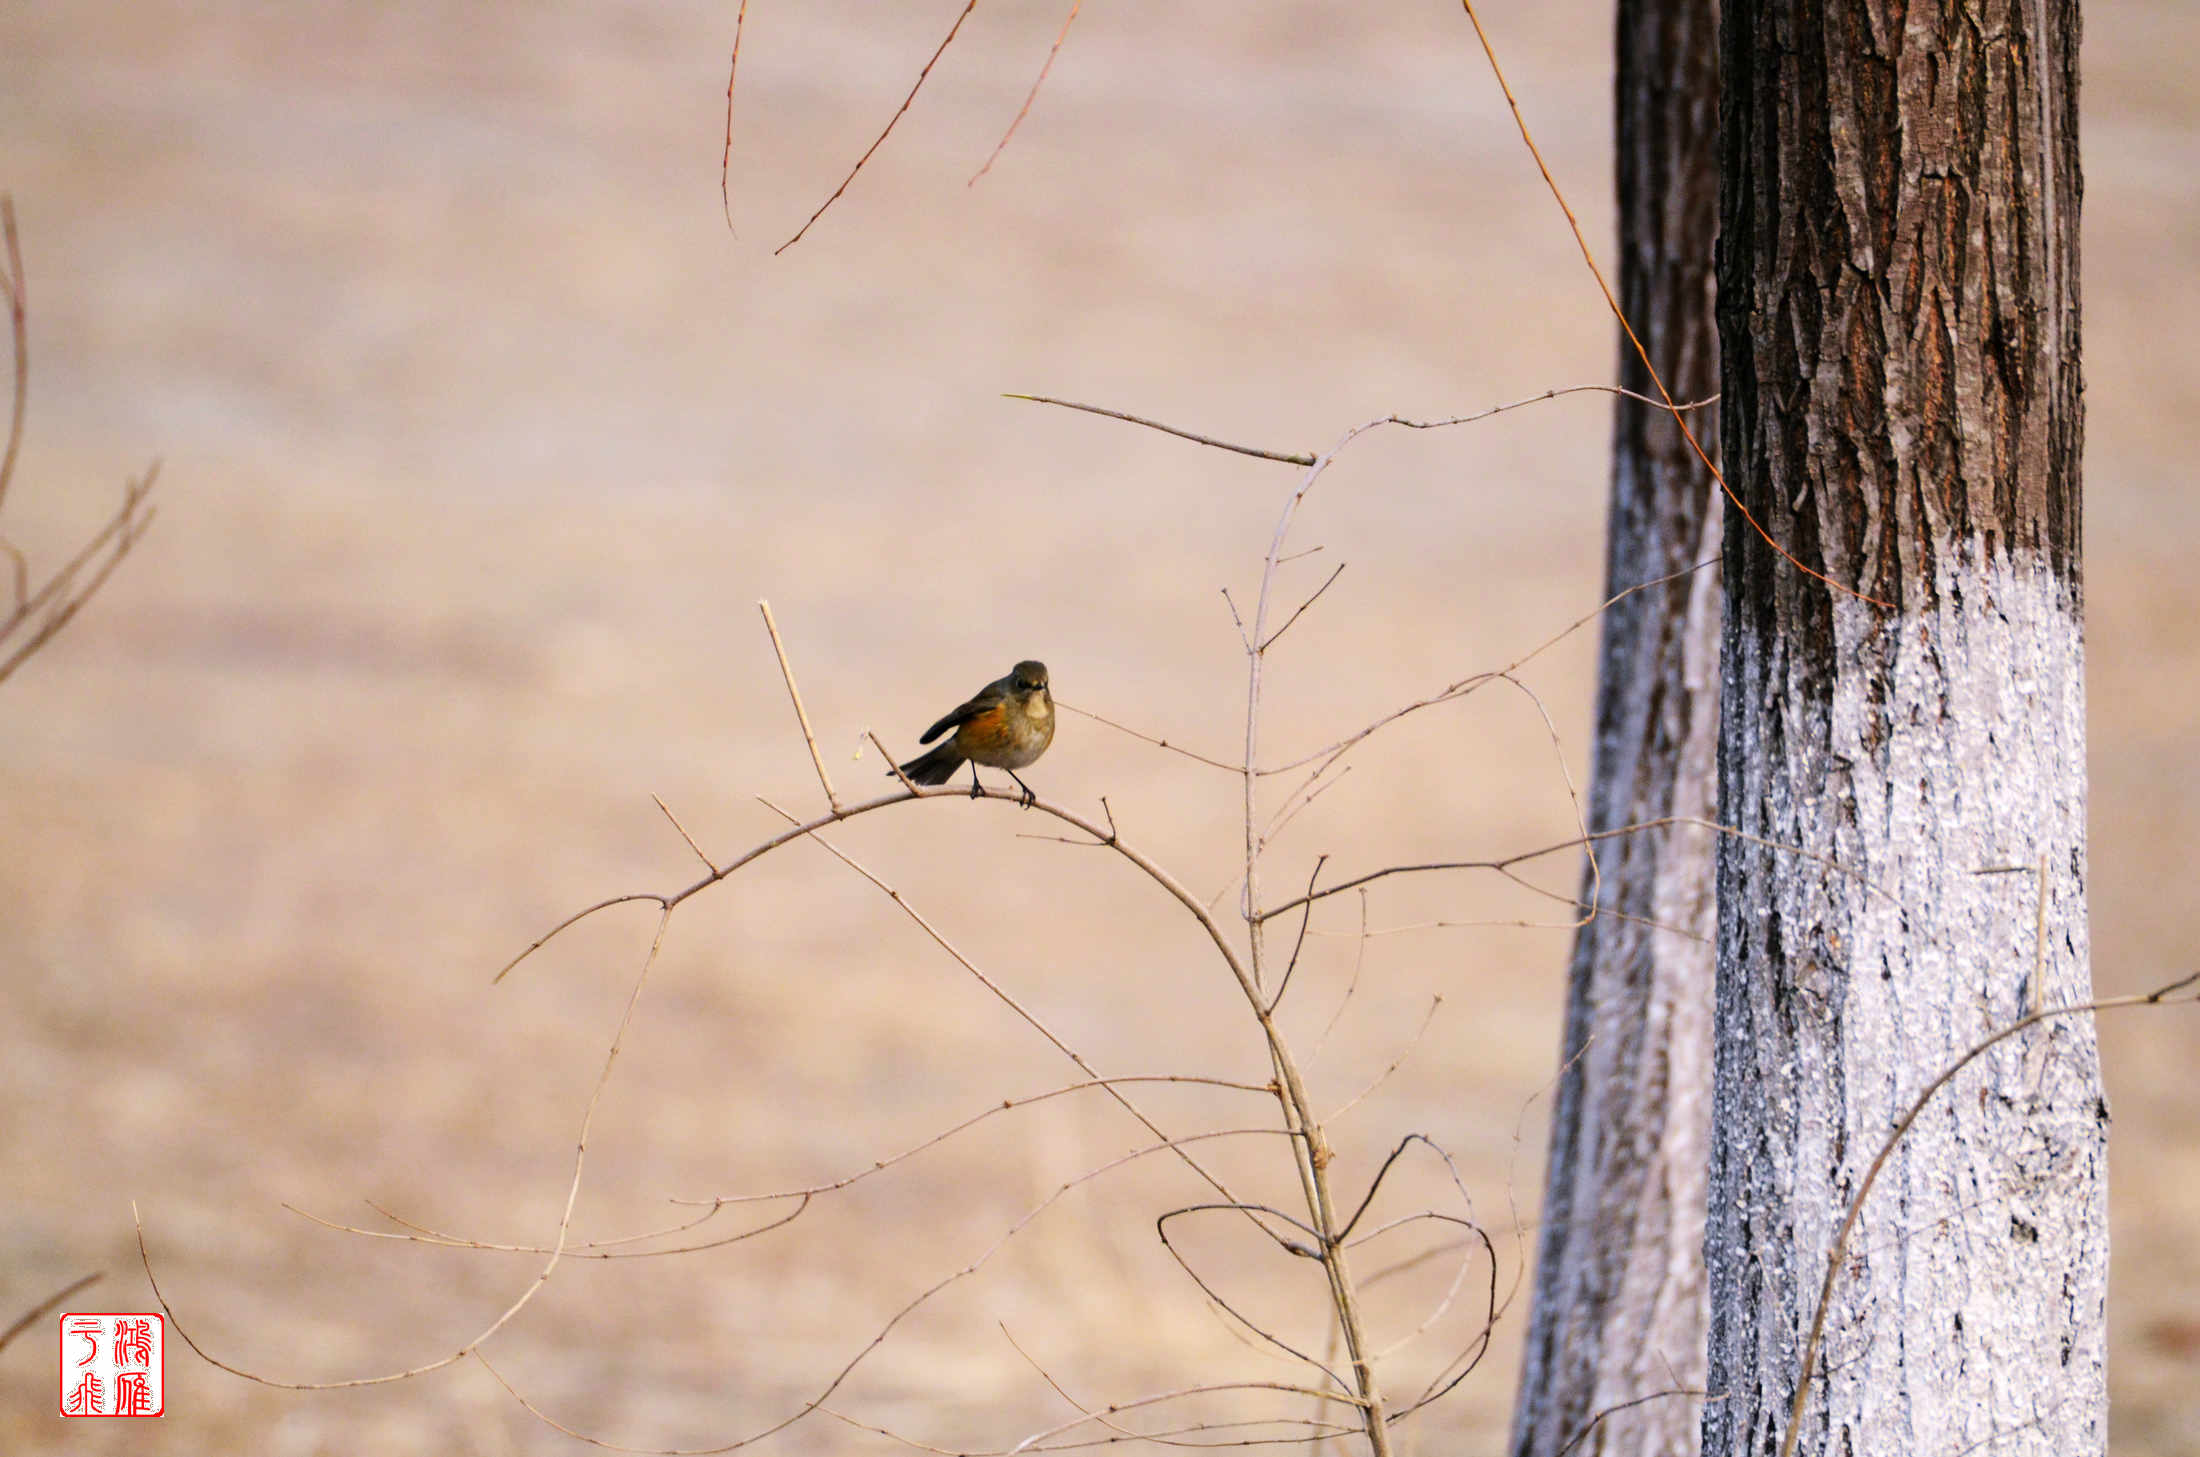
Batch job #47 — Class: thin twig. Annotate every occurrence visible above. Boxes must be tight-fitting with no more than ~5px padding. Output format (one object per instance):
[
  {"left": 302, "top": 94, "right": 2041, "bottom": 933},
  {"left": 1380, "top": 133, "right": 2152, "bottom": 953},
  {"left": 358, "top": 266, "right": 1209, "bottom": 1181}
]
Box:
[
  {"left": 1323, "top": 998, "right": 1443, "bottom": 1125},
  {"left": 493, "top": 893, "right": 667, "bottom": 985},
  {"left": 1006, "top": 393, "right": 1315, "bottom": 465},
  {"left": 284, "top": 1191, "right": 808, "bottom": 1262},
  {"left": 970, "top": 0, "right": 1084, "bottom": 184},
  {"left": 652, "top": 794, "right": 717, "bottom": 874},
  {"left": 829, "top": 1396, "right": 1358, "bottom": 1457},
  {"left": 143, "top": 907, "right": 678, "bottom": 1391},
  {"left": 1337, "top": 899, "right": 1707, "bottom": 944},
  {"left": 869, "top": 729, "right": 921, "bottom": 792},
  {"left": 1555, "top": 1389, "right": 1718, "bottom": 1457},
  {"left": 0, "top": 1270, "right": 101, "bottom": 1356},
  {"left": 1454, "top": 0, "right": 1884, "bottom": 607},
  {"left": 1154, "top": 1204, "right": 1349, "bottom": 1385},
  {"left": 1308, "top": 890, "right": 1370, "bottom": 1069},
  {"left": 294, "top": 1073, "right": 1268, "bottom": 1264},
  {"left": 776, "top": 0, "right": 979, "bottom": 254},
  {"left": 757, "top": 600, "right": 839, "bottom": 809},
  {"left": 0, "top": 466, "right": 160, "bottom": 687},
  {"left": 1254, "top": 554, "right": 1719, "bottom": 784},
  {"left": 1220, "top": 586, "right": 1250, "bottom": 652},
  {"left": 1258, "top": 813, "right": 1893, "bottom": 923},
  {"left": 1002, "top": 1383, "right": 1370, "bottom": 1457},
  {"left": 0, "top": 196, "right": 26, "bottom": 518},
  {"left": 1266, "top": 856, "right": 1327, "bottom": 1015},
  {"left": 485, "top": 1127, "right": 1299, "bottom": 1455},
  {"left": 1778, "top": 971, "right": 2200, "bottom": 1457},
  {"left": 756, "top": 797, "right": 1265, "bottom": 1229},
  {"left": 718, "top": 0, "right": 750, "bottom": 235},
  {"left": 1357, "top": 1213, "right": 1494, "bottom": 1363},
  {"left": 1000, "top": 1321, "right": 1140, "bottom": 1445},
  {"left": 1054, "top": 701, "right": 1241, "bottom": 773},
  {"left": 1261, "top": 765, "right": 1352, "bottom": 849},
  {"left": 1259, "top": 562, "right": 1346, "bottom": 652},
  {"left": 1333, "top": 1133, "right": 1449, "bottom": 1245}
]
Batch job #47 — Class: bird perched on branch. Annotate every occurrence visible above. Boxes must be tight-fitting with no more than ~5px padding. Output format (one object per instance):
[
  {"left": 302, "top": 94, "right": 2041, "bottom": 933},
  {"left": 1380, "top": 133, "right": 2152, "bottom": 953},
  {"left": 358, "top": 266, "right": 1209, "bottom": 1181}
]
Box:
[{"left": 893, "top": 660, "right": 1054, "bottom": 805}]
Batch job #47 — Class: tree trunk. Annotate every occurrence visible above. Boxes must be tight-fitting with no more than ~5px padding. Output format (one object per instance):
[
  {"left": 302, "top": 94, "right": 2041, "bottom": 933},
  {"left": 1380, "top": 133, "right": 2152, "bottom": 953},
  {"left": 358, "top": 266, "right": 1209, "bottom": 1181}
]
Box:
[
  {"left": 1705, "top": 4, "right": 2103, "bottom": 1456},
  {"left": 1508, "top": 2, "right": 1721, "bottom": 1453}
]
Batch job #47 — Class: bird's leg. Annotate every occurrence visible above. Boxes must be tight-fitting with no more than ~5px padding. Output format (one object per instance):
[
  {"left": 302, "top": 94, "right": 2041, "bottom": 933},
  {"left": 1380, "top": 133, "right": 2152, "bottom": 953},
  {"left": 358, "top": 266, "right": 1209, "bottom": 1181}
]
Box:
[
  {"left": 1008, "top": 770, "right": 1035, "bottom": 809},
  {"left": 968, "top": 762, "right": 985, "bottom": 799}
]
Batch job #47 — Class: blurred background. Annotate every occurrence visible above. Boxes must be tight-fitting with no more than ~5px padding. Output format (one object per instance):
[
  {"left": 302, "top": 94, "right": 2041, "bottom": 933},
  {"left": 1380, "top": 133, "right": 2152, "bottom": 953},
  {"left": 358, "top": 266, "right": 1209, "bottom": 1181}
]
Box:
[{"left": 2, "top": 2, "right": 2194, "bottom": 1452}]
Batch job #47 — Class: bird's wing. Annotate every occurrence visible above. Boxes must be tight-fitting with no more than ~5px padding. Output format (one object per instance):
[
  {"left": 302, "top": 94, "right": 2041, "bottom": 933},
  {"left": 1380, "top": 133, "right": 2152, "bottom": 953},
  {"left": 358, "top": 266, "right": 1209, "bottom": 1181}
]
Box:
[{"left": 919, "top": 678, "right": 1008, "bottom": 744}]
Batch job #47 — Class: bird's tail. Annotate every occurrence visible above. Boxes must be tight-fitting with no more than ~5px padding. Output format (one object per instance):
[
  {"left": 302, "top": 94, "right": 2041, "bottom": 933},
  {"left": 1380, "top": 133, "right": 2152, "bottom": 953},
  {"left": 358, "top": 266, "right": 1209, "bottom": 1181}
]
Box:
[{"left": 893, "top": 743, "right": 964, "bottom": 785}]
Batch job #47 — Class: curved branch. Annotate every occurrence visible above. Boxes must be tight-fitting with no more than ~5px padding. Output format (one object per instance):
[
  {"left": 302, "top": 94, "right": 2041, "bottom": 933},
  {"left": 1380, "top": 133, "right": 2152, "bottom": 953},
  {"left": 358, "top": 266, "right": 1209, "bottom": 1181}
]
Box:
[{"left": 1778, "top": 973, "right": 2200, "bottom": 1457}]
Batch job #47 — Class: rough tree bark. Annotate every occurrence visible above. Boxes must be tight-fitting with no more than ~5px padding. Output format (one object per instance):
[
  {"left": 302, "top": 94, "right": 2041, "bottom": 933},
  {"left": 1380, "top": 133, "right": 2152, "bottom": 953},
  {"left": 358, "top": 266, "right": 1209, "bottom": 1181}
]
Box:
[
  {"left": 1706, "top": 3, "right": 2103, "bottom": 1455},
  {"left": 1508, "top": 1, "right": 1722, "bottom": 1454}
]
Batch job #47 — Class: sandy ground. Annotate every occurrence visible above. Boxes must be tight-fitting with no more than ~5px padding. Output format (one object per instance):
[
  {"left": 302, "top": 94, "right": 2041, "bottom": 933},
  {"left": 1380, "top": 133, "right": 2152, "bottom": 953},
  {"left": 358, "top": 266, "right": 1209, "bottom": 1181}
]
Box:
[{"left": 1, "top": 3, "right": 2195, "bottom": 1453}]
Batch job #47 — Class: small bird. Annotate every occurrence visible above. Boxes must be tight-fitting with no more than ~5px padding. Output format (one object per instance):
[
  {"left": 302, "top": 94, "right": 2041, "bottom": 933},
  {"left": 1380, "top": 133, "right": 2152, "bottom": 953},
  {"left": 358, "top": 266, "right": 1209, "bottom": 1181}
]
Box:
[{"left": 893, "top": 660, "right": 1054, "bottom": 805}]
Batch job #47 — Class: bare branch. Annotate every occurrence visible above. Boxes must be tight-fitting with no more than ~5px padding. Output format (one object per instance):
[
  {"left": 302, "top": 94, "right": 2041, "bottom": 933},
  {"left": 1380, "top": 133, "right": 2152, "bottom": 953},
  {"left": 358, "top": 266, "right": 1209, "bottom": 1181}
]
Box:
[
  {"left": 0, "top": 1270, "right": 100, "bottom": 1357},
  {"left": 1337, "top": 900, "right": 1706, "bottom": 944},
  {"left": 718, "top": 0, "right": 750, "bottom": 235},
  {"left": 1054, "top": 700, "right": 1241, "bottom": 772},
  {"left": 1007, "top": 386, "right": 1713, "bottom": 476},
  {"left": 1155, "top": 1204, "right": 1351, "bottom": 1387},
  {"left": 868, "top": 728, "right": 921, "bottom": 793},
  {"left": 1778, "top": 971, "right": 2200, "bottom": 1457},
  {"left": 0, "top": 465, "right": 160, "bottom": 688},
  {"left": 1253, "top": 555, "right": 1716, "bottom": 790},
  {"left": 289, "top": 1190, "right": 809, "bottom": 1262},
  {"left": 1453, "top": 0, "right": 1884, "bottom": 607},
  {"left": 144, "top": 905, "right": 678, "bottom": 1391},
  {"left": 1005, "top": 393, "right": 1315, "bottom": 465},
  {"left": 776, "top": 0, "right": 979, "bottom": 254},
  {"left": 493, "top": 892, "right": 667, "bottom": 985},
  {"left": 1220, "top": 585, "right": 1250, "bottom": 652},
  {"left": 1356, "top": 1213, "right": 1495, "bottom": 1363},
  {"left": 1333, "top": 1133, "right": 1450, "bottom": 1245},
  {"left": 1266, "top": 855, "right": 1328, "bottom": 1015},
  {"left": 651, "top": 794, "right": 717, "bottom": 875},
  {"left": 0, "top": 196, "right": 25, "bottom": 517},
  {"left": 1259, "top": 562, "right": 1346, "bottom": 653},
  {"left": 1260, "top": 764, "right": 1351, "bottom": 849},
  {"left": 1322, "top": 997, "right": 1443, "bottom": 1126},
  {"left": 969, "top": 1, "right": 1084, "bottom": 184},
  {"left": 1554, "top": 1389, "right": 1719, "bottom": 1457},
  {"left": 1305, "top": 890, "right": 1372, "bottom": 1081},
  {"left": 483, "top": 1126, "right": 1301, "bottom": 1455},
  {"left": 757, "top": 797, "right": 1265, "bottom": 1225},
  {"left": 1258, "top": 813, "right": 1894, "bottom": 924},
  {"left": 999, "top": 1321, "right": 1141, "bottom": 1446},
  {"left": 757, "top": 600, "right": 839, "bottom": 809}
]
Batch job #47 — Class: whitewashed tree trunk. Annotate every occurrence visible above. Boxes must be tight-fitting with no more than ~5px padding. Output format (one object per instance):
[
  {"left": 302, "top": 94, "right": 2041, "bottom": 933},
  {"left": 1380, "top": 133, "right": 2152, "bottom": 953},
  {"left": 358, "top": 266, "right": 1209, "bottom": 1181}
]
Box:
[
  {"left": 1508, "top": 0, "right": 1721, "bottom": 1452},
  {"left": 1705, "top": 3, "right": 2105, "bottom": 1455}
]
